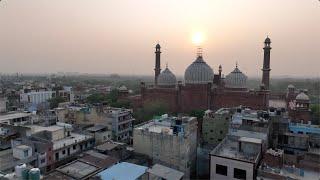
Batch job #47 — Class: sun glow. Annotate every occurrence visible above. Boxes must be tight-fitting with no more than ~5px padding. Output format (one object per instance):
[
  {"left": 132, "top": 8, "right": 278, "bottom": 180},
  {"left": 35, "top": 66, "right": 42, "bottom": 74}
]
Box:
[{"left": 192, "top": 32, "right": 205, "bottom": 46}]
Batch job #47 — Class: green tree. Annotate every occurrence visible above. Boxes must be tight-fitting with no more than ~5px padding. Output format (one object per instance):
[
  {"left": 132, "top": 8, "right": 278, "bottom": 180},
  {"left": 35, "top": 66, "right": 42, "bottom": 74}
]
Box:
[
  {"left": 311, "top": 104, "right": 320, "bottom": 125},
  {"left": 86, "top": 93, "right": 108, "bottom": 104},
  {"left": 133, "top": 101, "right": 169, "bottom": 124},
  {"left": 189, "top": 109, "right": 205, "bottom": 120}
]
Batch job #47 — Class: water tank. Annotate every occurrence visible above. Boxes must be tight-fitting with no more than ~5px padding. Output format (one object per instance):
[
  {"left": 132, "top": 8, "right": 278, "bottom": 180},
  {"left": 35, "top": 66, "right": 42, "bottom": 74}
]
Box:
[
  {"left": 15, "top": 163, "right": 26, "bottom": 178},
  {"left": 29, "top": 168, "right": 40, "bottom": 180},
  {"left": 22, "top": 169, "right": 29, "bottom": 180}
]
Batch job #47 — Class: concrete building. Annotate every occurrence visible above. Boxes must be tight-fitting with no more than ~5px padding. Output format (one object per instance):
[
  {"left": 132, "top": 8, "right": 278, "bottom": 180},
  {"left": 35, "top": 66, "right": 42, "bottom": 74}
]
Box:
[
  {"left": 147, "top": 164, "right": 184, "bottom": 180},
  {"left": 202, "top": 108, "right": 232, "bottom": 146},
  {"left": 0, "top": 112, "right": 32, "bottom": 125},
  {"left": 0, "top": 96, "right": 7, "bottom": 113},
  {"left": 45, "top": 150, "right": 118, "bottom": 180},
  {"left": 12, "top": 144, "right": 33, "bottom": 160},
  {"left": 56, "top": 106, "right": 134, "bottom": 143},
  {"left": 210, "top": 136, "right": 262, "bottom": 180},
  {"left": 20, "top": 89, "right": 54, "bottom": 106},
  {"left": 85, "top": 125, "right": 112, "bottom": 145},
  {"left": 95, "top": 140, "right": 131, "bottom": 161},
  {"left": 133, "top": 114, "right": 198, "bottom": 179},
  {"left": 257, "top": 148, "right": 320, "bottom": 180},
  {"left": 4, "top": 123, "right": 95, "bottom": 172}
]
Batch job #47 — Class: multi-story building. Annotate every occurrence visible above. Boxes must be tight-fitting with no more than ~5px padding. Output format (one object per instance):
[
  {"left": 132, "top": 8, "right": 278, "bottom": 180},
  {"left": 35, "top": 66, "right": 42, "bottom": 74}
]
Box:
[
  {"left": 106, "top": 107, "right": 134, "bottom": 143},
  {"left": 0, "top": 111, "right": 32, "bottom": 125},
  {"left": 2, "top": 123, "right": 94, "bottom": 173},
  {"left": 56, "top": 105, "right": 134, "bottom": 143},
  {"left": 210, "top": 136, "right": 263, "bottom": 180},
  {"left": 0, "top": 96, "right": 7, "bottom": 113},
  {"left": 202, "top": 108, "right": 232, "bottom": 146},
  {"left": 209, "top": 107, "right": 274, "bottom": 180},
  {"left": 133, "top": 114, "right": 198, "bottom": 179},
  {"left": 20, "top": 89, "right": 55, "bottom": 106}
]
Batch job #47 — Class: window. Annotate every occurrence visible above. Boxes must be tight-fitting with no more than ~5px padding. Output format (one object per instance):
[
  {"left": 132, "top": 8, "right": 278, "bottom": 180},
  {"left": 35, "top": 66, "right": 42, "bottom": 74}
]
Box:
[
  {"left": 220, "top": 131, "right": 223, "bottom": 134},
  {"left": 234, "top": 168, "right": 246, "bottom": 179},
  {"left": 41, "top": 158, "right": 45, "bottom": 164},
  {"left": 62, "top": 150, "right": 65, "bottom": 155},
  {"left": 216, "top": 164, "right": 227, "bottom": 176},
  {"left": 23, "top": 150, "right": 29, "bottom": 157},
  {"left": 210, "top": 130, "right": 214, "bottom": 133},
  {"left": 55, "top": 152, "right": 59, "bottom": 160},
  {"left": 73, "top": 145, "right": 76, "bottom": 150}
]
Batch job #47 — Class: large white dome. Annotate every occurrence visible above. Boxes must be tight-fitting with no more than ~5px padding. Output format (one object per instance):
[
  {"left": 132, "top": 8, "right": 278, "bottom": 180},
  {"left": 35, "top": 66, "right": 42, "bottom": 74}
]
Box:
[
  {"left": 157, "top": 67, "right": 177, "bottom": 86},
  {"left": 225, "top": 66, "right": 247, "bottom": 88},
  {"left": 184, "top": 56, "right": 214, "bottom": 84}
]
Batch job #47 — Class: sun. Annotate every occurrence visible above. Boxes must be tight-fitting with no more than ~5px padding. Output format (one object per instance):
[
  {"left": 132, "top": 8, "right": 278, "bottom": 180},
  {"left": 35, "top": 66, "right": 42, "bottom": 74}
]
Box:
[{"left": 192, "top": 32, "right": 204, "bottom": 46}]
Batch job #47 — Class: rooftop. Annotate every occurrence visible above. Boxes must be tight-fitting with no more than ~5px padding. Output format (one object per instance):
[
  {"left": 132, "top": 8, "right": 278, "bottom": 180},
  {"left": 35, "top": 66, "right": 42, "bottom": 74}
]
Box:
[
  {"left": 95, "top": 141, "right": 122, "bottom": 151},
  {"left": 229, "top": 129, "right": 268, "bottom": 141},
  {"left": 97, "top": 162, "right": 148, "bottom": 180},
  {"left": 135, "top": 115, "right": 196, "bottom": 135},
  {"left": 27, "top": 125, "right": 64, "bottom": 134},
  {"left": 56, "top": 160, "right": 100, "bottom": 179},
  {"left": 79, "top": 150, "right": 118, "bottom": 169},
  {"left": 147, "top": 164, "right": 184, "bottom": 180},
  {"left": 239, "top": 137, "right": 262, "bottom": 144},
  {"left": 86, "top": 125, "right": 108, "bottom": 132},
  {"left": 53, "top": 133, "right": 92, "bottom": 150},
  {"left": 14, "top": 145, "right": 31, "bottom": 150},
  {"left": 211, "top": 137, "right": 261, "bottom": 163},
  {"left": 0, "top": 112, "right": 31, "bottom": 122}
]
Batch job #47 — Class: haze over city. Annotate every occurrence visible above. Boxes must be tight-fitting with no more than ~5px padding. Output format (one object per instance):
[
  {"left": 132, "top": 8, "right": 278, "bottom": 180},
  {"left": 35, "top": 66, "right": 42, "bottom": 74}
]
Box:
[{"left": 0, "top": 0, "right": 319, "bottom": 77}]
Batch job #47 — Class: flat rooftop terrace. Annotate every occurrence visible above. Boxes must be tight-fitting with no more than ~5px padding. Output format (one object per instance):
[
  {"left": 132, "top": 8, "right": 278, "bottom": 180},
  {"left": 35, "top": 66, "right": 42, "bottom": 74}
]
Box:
[
  {"left": 211, "top": 138, "right": 260, "bottom": 163},
  {"left": 0, "top": 112, "right": 31, "bottom": 121}
]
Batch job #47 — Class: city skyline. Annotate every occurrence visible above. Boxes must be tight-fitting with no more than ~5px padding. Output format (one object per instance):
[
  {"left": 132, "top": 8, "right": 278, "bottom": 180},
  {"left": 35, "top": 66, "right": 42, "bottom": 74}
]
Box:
[{"left": 0, "top": 0, "right": 319, "bottom": 77}]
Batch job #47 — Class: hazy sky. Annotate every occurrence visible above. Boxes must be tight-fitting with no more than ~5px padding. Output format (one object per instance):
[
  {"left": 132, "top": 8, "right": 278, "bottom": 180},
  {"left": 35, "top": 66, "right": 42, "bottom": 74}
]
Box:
[{"left": 0, "top": 0, "right": 319, "bottom": 77}]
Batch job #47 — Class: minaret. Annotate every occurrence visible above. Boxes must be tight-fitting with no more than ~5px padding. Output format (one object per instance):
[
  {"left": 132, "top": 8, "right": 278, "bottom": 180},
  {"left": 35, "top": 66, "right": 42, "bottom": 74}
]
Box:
[
  {"left": 218, "top": 65, "right": 222, "bottom": 77},
  {"left": 154, "top": 43, "right": 161, "bottom": 86},
  {"left": 262, "top": 36, "right": 271, "bottom": 90}
]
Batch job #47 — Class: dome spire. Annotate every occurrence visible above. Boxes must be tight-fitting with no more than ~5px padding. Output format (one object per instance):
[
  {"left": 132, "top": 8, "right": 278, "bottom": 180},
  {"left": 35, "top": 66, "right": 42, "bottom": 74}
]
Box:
[{"left": 196, "top": 46, "right": 203, "bottom": 58}]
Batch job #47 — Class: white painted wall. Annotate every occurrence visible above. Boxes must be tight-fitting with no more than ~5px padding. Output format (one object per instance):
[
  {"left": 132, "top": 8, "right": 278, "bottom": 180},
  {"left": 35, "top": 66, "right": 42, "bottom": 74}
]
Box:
[{"left": 210, "top": 155, "right": 254, "bottom": 180}]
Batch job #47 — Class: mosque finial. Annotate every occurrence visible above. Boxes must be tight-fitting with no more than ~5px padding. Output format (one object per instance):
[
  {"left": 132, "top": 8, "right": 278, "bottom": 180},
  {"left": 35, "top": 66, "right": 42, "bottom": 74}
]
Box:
[
  {"left": 166, "top": 62, "right": 168, "bottom": 68},
  {"left": 197, "top": 46, "right": 203, "bottom": 58},
  {"left": 236, "top": 61, "right": 238, "bottom": 68}
]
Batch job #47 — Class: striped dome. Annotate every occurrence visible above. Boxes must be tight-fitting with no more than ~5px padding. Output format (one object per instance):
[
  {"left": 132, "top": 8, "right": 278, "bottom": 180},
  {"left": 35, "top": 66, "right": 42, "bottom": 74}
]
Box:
[
  {"left": 225, "top": 65, "right": 247, "bottom": 88},
  {"left": 184, "top": 56, "right": 214, "bottom": 84},
  {"left": 157, "top": 67, "right": 177, "bottom": 86},
  {"left": 296, "top": 92, "right": 309, "bottom": 101}
]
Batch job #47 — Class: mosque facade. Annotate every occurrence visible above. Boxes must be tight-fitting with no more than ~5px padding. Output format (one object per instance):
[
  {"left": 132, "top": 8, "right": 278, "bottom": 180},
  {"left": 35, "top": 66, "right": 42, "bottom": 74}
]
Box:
[{"left": 136, "top": 37, "right": 272, "bottom": 113}]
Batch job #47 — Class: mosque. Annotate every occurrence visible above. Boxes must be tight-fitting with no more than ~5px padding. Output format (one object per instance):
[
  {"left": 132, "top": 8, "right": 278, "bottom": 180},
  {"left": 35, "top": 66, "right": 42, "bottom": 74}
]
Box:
[{"left": 134, "top": 37, "right": 272, "bottom": 113}]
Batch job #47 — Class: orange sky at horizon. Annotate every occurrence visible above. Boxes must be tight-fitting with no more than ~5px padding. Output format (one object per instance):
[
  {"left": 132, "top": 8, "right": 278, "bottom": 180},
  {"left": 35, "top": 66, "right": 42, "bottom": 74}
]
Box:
[{"left": 0, "top": 0, "right": 319, "bottom": 77}]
